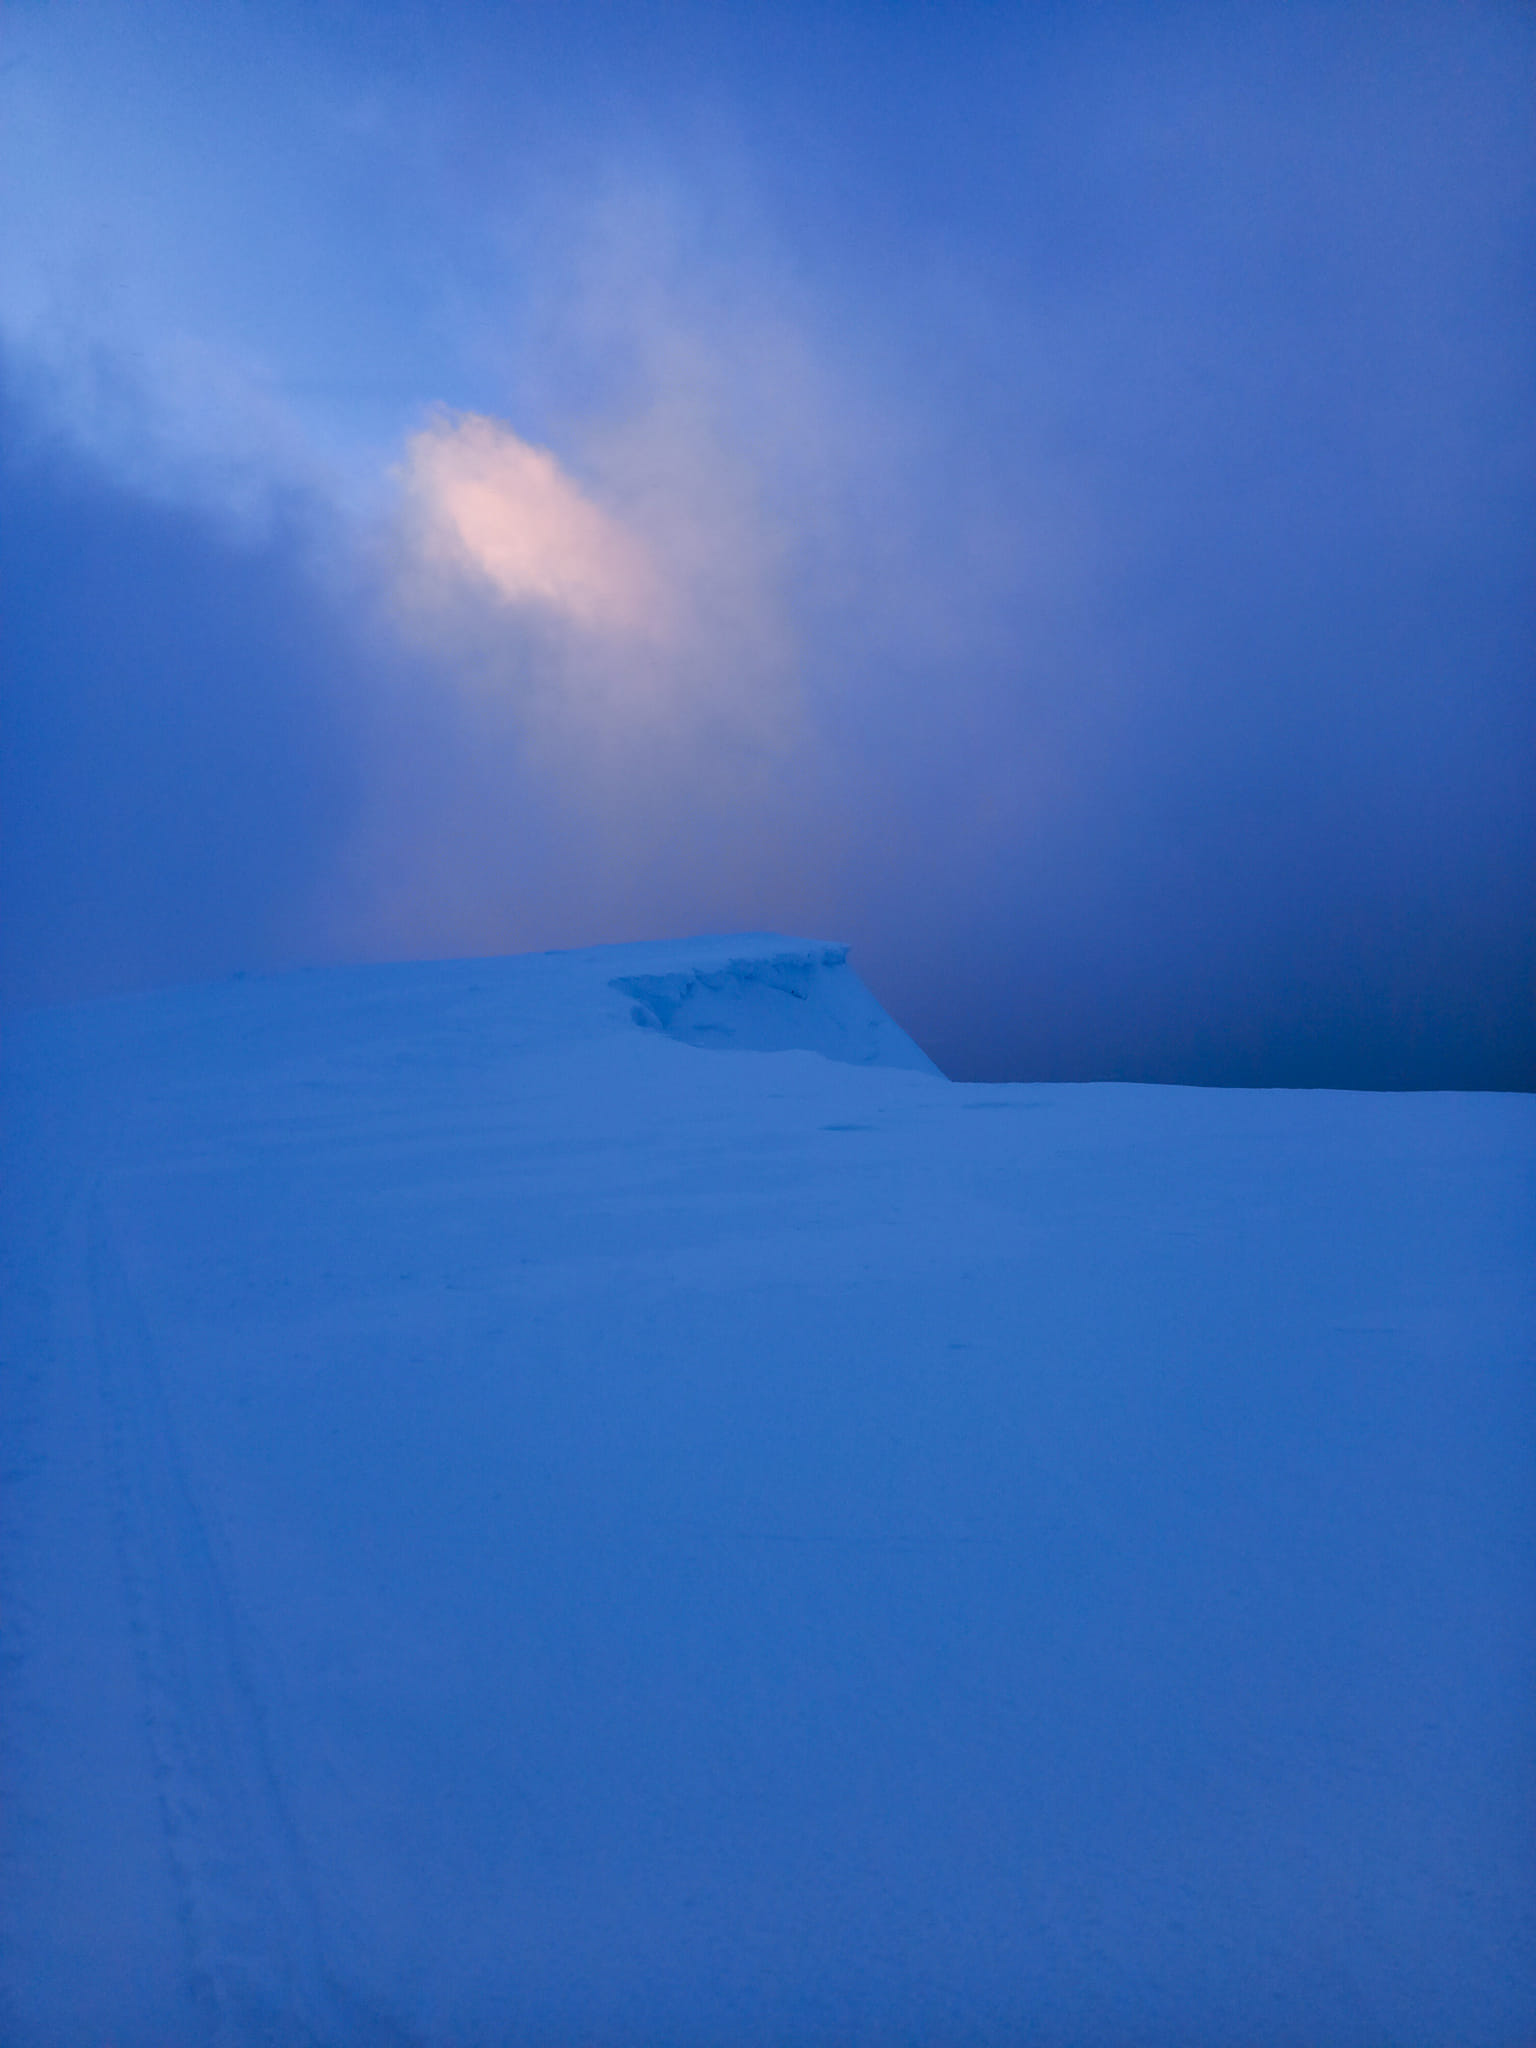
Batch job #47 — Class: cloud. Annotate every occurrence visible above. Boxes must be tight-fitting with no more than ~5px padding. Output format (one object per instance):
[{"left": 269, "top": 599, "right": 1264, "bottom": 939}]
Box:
[
  {"left": 0, "top": 379, "right": 362, "bottom": 1010},
  {"left": 399, "top": 408, "right": 672, "bottom": 641},
  {"left": 345, "top": 277, "right": 832, "bottom": 966},
  {"left": 379, "top": 200, "right": 818, "bottom": 776},
  {"left": 4, "top": 4, "right": 1532, "bottom": 1086}
]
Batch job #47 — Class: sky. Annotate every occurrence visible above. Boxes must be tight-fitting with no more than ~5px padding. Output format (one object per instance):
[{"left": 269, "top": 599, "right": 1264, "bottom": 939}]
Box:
[{"left": 1, "top": 0, "right": 1532, "bottom": 1086}]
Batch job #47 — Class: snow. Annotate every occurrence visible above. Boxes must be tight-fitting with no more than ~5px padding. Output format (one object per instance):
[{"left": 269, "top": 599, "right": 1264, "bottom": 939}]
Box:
[{"left": 2, "top": 935, "right": 1532, "bottom": 2046}]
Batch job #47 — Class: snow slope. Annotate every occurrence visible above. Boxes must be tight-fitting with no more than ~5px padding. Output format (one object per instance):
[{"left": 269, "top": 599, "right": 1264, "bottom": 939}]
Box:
[{"left": 1, "top": 935, "right": 1532, "bottom": 2046}]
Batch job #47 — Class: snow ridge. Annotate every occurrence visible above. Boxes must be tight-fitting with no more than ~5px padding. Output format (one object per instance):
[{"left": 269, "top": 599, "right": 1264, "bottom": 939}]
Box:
[{"left": 609, "top": 939, "right": 939, "bottom": 1071}]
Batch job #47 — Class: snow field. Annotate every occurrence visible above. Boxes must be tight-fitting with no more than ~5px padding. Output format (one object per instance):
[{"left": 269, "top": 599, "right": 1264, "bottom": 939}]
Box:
[{"left": 1, "top": 939, "right": 1533, "bottom": 2044}]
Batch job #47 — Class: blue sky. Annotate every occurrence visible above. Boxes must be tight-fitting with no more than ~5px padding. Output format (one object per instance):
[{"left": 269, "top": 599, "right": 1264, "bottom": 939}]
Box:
[{"left": 3, "top": 0, "right": 1532, "bottom": 1083}]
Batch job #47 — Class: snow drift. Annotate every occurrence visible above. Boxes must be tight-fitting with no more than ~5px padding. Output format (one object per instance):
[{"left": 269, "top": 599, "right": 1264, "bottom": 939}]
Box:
[
  {"left": 609, "top": 937, "right": 939, "bottom": 1070},
  {"left": 1, "top": 936, "right": 1532, "bottom": 2046}
]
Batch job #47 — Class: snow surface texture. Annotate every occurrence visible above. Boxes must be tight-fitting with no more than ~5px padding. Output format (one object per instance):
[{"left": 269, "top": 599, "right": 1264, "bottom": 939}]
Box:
[{"left": 1, "top": 934, "right": 1532, "bottom": 2047}]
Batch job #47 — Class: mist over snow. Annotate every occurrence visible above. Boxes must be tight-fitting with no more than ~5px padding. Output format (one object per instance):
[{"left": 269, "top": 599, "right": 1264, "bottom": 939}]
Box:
[
  {"left": 1, "top": 0, "right": 1532, "bottom": 1085},
  {"left": 2, "top": 940, "right": 1533, "bottom": 2044}
]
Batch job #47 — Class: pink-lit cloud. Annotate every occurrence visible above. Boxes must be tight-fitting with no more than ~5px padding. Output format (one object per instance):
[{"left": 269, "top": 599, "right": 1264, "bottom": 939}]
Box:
[{"left": 400, "top": 408, "right": 674, "bottom": 642}]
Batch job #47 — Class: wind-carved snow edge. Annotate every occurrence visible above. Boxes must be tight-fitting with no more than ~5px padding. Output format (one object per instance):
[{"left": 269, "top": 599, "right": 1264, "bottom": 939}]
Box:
[{"left": 609, "top": 942, "right": 939, "bottom": 1072}]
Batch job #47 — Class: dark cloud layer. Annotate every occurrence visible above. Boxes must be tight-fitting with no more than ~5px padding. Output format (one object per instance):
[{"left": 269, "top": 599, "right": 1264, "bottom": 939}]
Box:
[
  {"left": 0, "top": 400, "right": 360, "bottom": 1008},
  {"left": 1, "top": 3, "right": 1531, "bottom": 1087}
]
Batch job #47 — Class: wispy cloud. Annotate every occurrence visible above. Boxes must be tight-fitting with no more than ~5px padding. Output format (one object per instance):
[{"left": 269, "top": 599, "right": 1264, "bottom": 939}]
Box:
[
  {"left": 399, "top": 409, "right": 672, "bottom": 641},
  {"left": 378, "top": 180, "right": 820, "bottom": 782}
]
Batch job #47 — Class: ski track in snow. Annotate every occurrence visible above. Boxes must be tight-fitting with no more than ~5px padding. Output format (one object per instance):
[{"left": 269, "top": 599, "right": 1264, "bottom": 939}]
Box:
[{"left": 86, "top": 1185, "right": 401, "bottom": 2048}]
